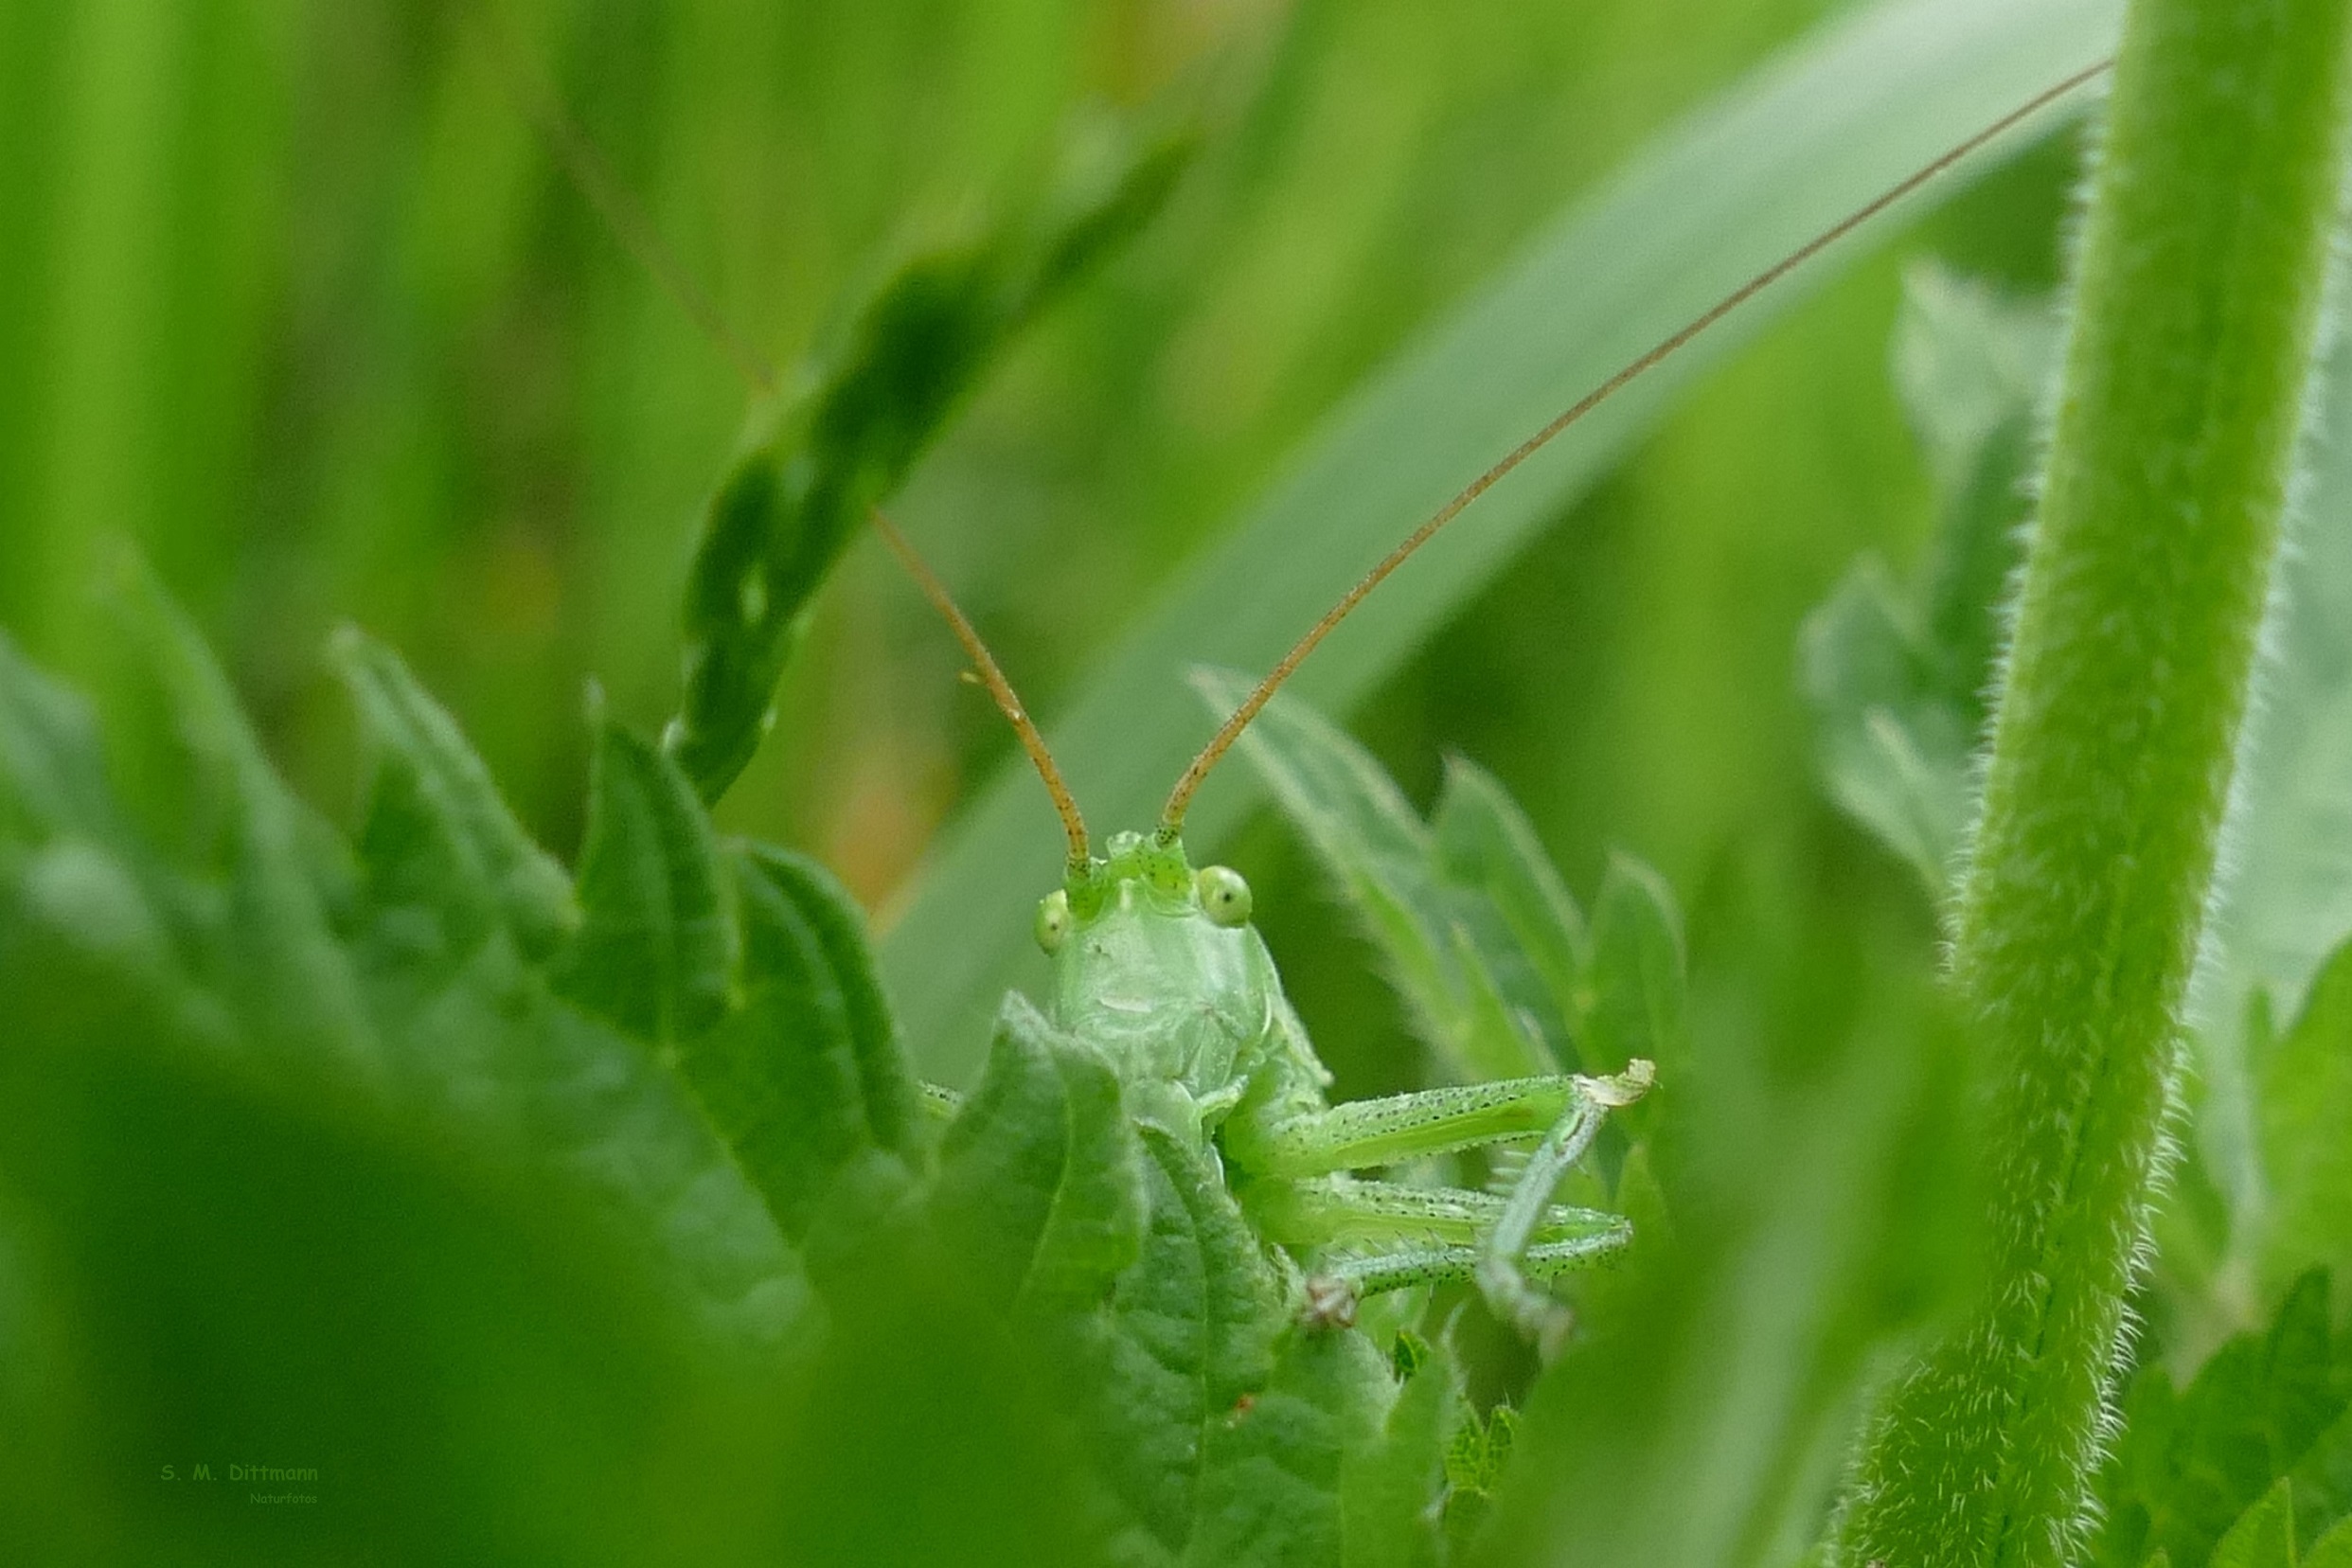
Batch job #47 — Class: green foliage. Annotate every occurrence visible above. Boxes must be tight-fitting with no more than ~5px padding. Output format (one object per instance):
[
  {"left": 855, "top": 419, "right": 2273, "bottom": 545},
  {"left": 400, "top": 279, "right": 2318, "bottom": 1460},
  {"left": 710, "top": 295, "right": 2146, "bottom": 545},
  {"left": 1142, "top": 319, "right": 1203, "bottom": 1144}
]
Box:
[
  {"left": 2208, "top": 1482, "right": 2299, "bottom": 1568},
  {"left": 5, "top": 581, "right": 1514, "bottom": 1563},
  {"left": 564, "top": 715, "right": 925, "bottom": 1249},
  {"left": 561, "top": 719, "right": 739, "bottom": 1042},
  {"left": 1832, "top": 0, "right": 2352, "bottom": 1562},
  {"left": 882, "top": 0, "right": 2122, "bottom": 1079},
  {"left": 2314, "top": 1515, "right": 2352, "bottom": 1568},
  {"left": 14, "top": 0, "right": 2352, "bottom": 1562},
  {"left": 927, "top": 966, "right": 1458, "bottom": 1567},
  {"left": 1442, "top": 1402, "right": 1522, "bottom": 1552},
  {"left": 666, "top": 111, "right": 1193, "bottom": 802},
  {"left": 931, "top": 995, "right": 1148, "bottom": 1317},
  {"left": 0, "top": 596, "right": 805, "bottom": 1561},
  {"left": 2257, "top": 941, "right": 2352, "bottom": 1302},
  {"left": 1193, "top": 667, "right": 1686, "bottom": 1092},
  {"left": 0, "top": 585, "right": 1195, "bottom": 1562},
  {"left": 2094, "top": 1273, "right": 2347, "bottom": 1568},
  {"left": 1800, "top": 262, "right": 2058, "bottom": 895}
]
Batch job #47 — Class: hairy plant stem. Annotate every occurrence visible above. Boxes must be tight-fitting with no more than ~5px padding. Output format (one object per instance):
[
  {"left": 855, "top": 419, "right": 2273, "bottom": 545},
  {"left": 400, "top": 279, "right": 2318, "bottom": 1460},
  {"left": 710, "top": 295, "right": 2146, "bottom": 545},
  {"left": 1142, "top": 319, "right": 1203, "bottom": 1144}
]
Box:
[{"left": 1834, "top": 1, "right": 2352, "bottom": 1564}]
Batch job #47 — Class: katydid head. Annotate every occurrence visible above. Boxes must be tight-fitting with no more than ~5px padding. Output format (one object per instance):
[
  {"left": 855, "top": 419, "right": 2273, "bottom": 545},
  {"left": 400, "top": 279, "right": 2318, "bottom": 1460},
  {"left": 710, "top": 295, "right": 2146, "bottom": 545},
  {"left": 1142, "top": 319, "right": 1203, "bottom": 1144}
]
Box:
[
  {"left": 869, "top": 522, "right": 1276, "bottom": 1143},
  {"left": 1040, "top": 830, "right": 1254, "bottom": 947},
  {"left": 1042, "top": 829, "right": 1275, "bottom": 1143}
]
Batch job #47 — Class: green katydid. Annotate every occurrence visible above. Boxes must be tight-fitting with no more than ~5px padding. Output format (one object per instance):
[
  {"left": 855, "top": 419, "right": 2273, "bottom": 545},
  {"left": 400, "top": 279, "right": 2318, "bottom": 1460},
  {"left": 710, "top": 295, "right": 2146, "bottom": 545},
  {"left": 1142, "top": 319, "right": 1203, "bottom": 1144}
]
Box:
[
  {"left": 490, "top": 32, "right": 2109, "bottom": 1341},
  {"left": 858, "top": 57, "right": 2108, "bottom": 1340},
  {"left": 873, "top": 506, "right": 1650, "bottom": 1341}
]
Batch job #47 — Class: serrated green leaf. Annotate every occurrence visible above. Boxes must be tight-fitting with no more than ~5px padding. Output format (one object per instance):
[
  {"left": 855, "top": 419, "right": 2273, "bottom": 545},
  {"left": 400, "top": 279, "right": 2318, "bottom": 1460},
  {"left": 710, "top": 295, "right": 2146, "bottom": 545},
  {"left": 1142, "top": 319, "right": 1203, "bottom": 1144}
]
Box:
[
  {"left": 1339, "top": 1336, "right": 1454, "bottom": 1568},
  {"left": 98, "top": 564, "right": 378, "bottom": 1073},
  {"left": 5, "top": 608, "right": 814, "bottom": 1358},
  {"left": 2307, "top": 1514, "right": 2352, "bottom": 1568},
  {"left": 1078, "top": 1124, "right": 1289, "bottom": 1562},
  {"left": 739, "top": 843, "right": 922, "bottom": 1157},
  {"left": 1434, "top": 757, "right": 1591, "bottom": 1070},
  {"left": 558, "top": 720, "right": 738, "bottom": 1047},
  {"left": 335, "top": 627, "right": 576, "bottom": 967},
  {"left": 1189, "top": 1326, "right": 1412, "bottom": 1568},
  {"left": 931, "top": 993, "right": 1148, "bottom": 1318},
  {"left": 2208, "top": 1479, "right": 2297, "bottom": 1568},
  {"left": 1584, "top": 852, "right": 1689, "bottom": 1078},
  {"left": 482, "top": 971, "right": 818, "bottom": 1350},
  {"left": 679, "top": 844, "right": 921, "bottom": 1250},
  {"left": 1798, "top": 263, "right": 2054, "bottom": 899},
  {"left": 1064, "top": 1121, "right": 1450, "bottom": 1568},
  {"left": 667, "top": 111, "right": 1193, "bottom": 801},
  {"left": 1197, "top": 667, "right": 1559, "bottom": 1082},
  {"left": 330, "top": 663, "right": 811, "bottom": 1349},
  {"left": 2259, "top": 939, "right": 2352, "bottom": 1298},
  {"left": 2094, "top": 1272, "right": 2344, "bottom": 1568}
]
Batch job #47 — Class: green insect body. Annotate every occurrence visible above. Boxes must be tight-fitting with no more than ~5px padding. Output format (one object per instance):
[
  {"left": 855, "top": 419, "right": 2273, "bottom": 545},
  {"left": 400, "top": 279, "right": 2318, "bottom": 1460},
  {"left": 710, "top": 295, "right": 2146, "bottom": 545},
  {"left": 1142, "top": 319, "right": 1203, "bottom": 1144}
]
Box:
[{"left": 1029, "top": 826, "right": 1652, "bottom": 1336}]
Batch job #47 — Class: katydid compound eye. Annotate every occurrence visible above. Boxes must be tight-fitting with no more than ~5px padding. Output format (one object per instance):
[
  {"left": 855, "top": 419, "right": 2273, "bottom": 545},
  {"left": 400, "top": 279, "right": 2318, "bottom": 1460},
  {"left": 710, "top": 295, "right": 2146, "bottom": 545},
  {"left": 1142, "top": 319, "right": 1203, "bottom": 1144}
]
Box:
[
  {"left": 1035, "top": 888, "right": 1072, "bottom": 953},
  {"left": 1197, "top": 865, "right": 1253, "bottom": 927}
]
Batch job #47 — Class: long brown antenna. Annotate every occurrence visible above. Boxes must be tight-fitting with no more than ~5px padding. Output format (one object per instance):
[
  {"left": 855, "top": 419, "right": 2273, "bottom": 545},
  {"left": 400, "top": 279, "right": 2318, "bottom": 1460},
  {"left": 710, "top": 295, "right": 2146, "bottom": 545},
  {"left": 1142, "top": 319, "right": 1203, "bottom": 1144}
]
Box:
[
  {"left": 1158, "top": 55, "right": 2112, "bottom": 841},
  {"left": 870, "top": 508, "right": 1093, "bottom": 875},
  {"left": 464, "top": 3, "right": 780, "bottom": 395}
]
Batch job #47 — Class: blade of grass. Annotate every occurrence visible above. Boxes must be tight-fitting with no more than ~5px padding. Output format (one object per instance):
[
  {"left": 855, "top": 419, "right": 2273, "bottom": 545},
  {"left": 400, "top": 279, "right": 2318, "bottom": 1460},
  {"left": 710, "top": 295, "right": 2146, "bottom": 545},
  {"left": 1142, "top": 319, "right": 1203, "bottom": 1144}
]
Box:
[{"left": 884, "top": 0, "right": 2122, "bottom": 1080}]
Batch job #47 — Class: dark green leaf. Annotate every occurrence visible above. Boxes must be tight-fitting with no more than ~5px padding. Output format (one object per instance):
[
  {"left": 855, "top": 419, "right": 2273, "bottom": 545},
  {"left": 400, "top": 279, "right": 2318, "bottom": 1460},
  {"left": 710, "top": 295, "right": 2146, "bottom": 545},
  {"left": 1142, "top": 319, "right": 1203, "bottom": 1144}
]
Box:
[
  {"left": 330, "top": 664, "right": 811, "bottom": 1351},
  {"left": 2206, "top": 1479, "right": 2296, "bottom": 1568},
  {"left": 738, "top": 843, "right": 921, "bottom": 1157},
  {"left": 1583, "top": 852, "right": 1689, "bottom": 1078},
  {"left": 2307, "top": 1514, "right": 2352, "bottom": 1568},
  {"left": 1433, "top": 757, "right": 1591, "bottom": 1070},
  {"left": 666, "top": 111, "right": 1194, "bottom": 801},
  {"left": 931, "top": 993, "right": 1148, "bottom": 1318},
  {"left": 335, "top": 627, "right": 576, "bottom": 968},
  {"left": 679, "top": 844, "right": 921, "bottom": 1251},
  {"left": 1082, "top": 1125, "right": 1289, "bottom": 1561},
  {"left": 1197, "top": 667, "right": 1579, "bottom": 1082},
  {"left": 1797, "top": 263, "right": 2055, "bottom": 898},
  {"left": 558, "top": 719, "right": 738, "bottom": 1047},
  {"left": 1189, "top": 1326, "right": 1429, "bottom": 1568},
  {"left": 2259, "top": 937, "right": 2352, "bottom": 1298},
  {"left": 2094, "top": 1272, "right": 2344, "bottom": 1568}
]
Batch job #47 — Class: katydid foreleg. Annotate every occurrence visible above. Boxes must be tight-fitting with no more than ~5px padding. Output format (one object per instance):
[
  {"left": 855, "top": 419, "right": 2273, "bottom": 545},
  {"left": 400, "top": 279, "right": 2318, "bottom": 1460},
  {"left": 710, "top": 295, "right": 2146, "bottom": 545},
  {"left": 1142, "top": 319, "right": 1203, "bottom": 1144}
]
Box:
[{"left": 1225, "top": 1060, "right": 1654, "bottom": 1331}]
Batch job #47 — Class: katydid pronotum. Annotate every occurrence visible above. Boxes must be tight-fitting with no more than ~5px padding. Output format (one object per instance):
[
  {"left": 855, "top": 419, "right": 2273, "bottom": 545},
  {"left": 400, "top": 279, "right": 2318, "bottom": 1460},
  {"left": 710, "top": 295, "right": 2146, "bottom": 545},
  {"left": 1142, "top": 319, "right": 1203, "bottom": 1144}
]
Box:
[{"left": 491, "top": 27, "right": 2109, "bottom": 1344}]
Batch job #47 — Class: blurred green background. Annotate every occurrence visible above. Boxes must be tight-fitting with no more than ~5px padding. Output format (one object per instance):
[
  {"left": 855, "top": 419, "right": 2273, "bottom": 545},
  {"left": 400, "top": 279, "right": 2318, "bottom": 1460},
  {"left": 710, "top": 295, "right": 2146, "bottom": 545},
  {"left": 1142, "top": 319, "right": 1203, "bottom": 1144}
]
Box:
[
  {"left": 0, "top": 0, "right": 2074, "bottom": 1087},
  {"left": 0, "top": 2, "right": 2109, "bottom": 1560}
]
